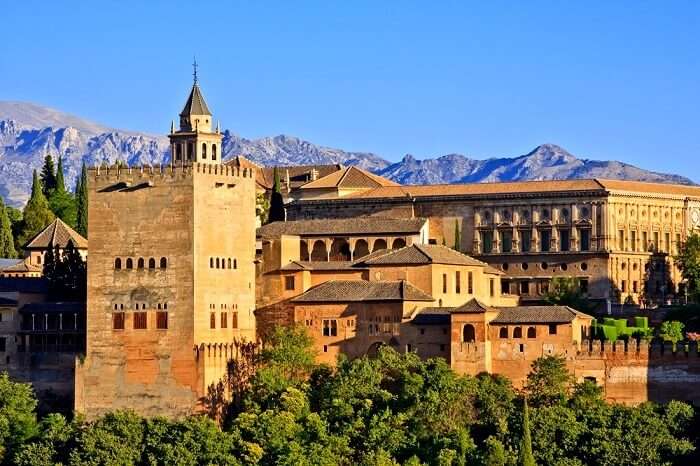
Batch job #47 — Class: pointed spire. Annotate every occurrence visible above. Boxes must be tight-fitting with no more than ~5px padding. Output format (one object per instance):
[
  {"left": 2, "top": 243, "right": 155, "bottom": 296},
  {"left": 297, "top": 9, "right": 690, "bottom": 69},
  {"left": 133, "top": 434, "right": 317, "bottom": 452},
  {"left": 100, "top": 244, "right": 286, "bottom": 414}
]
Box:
[
  {"left": 216, "top": 120, "right": 220, "bottom": 133},
  {"left": 192, "top": 56, "right": 198, "bottom": 84},
  {"left": 170, "top": 120, "right": 175, "bottom": 134}
]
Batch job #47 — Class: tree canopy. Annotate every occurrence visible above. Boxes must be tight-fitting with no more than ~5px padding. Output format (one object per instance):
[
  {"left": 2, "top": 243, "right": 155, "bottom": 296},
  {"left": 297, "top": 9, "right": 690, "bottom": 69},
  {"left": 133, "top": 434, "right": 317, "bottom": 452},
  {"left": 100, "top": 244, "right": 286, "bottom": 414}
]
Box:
[
  {"left": 676, "top": 233, "right": 700, "bottom": 302},
  {"left": 17, "top": 171, "right": 55, "bottom": 249}
]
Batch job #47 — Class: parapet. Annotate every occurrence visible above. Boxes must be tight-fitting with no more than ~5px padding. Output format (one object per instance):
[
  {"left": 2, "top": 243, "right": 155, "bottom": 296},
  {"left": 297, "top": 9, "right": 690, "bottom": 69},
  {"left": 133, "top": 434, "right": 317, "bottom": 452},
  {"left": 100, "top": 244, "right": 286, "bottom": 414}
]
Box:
[
  {"left": 578, "top": 338, "right": 700, "bottom": 360},
  {"left": 88, "top": 163, "right": 255, "bottom": 188}
]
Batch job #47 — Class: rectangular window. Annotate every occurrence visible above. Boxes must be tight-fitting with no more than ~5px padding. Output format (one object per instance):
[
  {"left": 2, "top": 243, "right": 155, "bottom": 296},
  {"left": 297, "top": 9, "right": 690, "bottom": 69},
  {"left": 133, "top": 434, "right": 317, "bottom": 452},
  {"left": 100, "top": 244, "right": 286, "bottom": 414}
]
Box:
[
  {"left": 579, "top": 229, "right": 590, "bottom": 251},
  {"left": 481, "top": 231, "right": 493, "bottom": 253},
  {"left": 0, "top": 337, "right": 5, "bottom": 352},
  {"left": 232, "top": 312, "right": 238, "bottom": 328},
  {"left": 284, "top": 276, "right": 295, "bottom": 291},
  {"left": 501, "top": 230, "right": 512, "bottom": 253},
  {"left": 653, "top": 232, "right": 659, "bottom": 252},
  {"left": 548, "top": 324, "right": 557, "bottom": 335},
  {"left": 490, "top": 279, "right": 495, "bottom": 297},
  {"left": 113, "top": 312, "right": 125, "bottom": 330},
  {"left": 221, "top": 312, "right": 228, "bottom": 329},
  {"left": 440, "top": 344, "right": 446, "bottom": 352},
  {"left": 676, "top": 234, "right": 682, "bottom": 254},
  {"left": 580, "top": 279, "right": 589, "bottom": 293},
  {"left": 633, "top": 281, "right": 639, "bottom": 293},
  {"left": 442, "top": 273, "right": 447, "bottom": 293},
  {"left": 540, "top": 229, "right": 551, "bottom": 252},
  {"left": 210, "top": 313, "right": 216, "bottom": 329},
  {"left": 455, "top": 271, "right": 461, "bottom": 294},
  {"left": 133, "top": 312, "right": 147, "bottom": 330},
  {"left": 520, "top": 281, "right": 529, "bottom": 295},
  {"left": 631, "top": 230, "right": 637, "bottom": 252},
  {"left": 468, "top": 272, "right": 473, "bottom": 294},
  {"left": 520, "top": 230, "right": 531, "bottom": 252},
  {"left": 559, "top": 229, "right": 570, "bottom": 252},
  {"left": 0, "top": 312, "right": 3, "bottom": 322},
  {"left": 156, "top": 311, "right": 168, "bottom": 329},
  {"left": 621, "top": 280, "right": 627, "bottom": 293},
  {"left": 642, "top": 231, "right": 648, "bottom": 251},
  {"left": 618, "top": 230, "right": 625, "bottom": 251},
  {"left": 665, "top": 233, "right": 670, "bottom": 253},
  {"left": 323, "top": 319, "right": 338, "bottom": 337},
  {"left": 501, "top": 279, "right": 510, "bottom": 294}
]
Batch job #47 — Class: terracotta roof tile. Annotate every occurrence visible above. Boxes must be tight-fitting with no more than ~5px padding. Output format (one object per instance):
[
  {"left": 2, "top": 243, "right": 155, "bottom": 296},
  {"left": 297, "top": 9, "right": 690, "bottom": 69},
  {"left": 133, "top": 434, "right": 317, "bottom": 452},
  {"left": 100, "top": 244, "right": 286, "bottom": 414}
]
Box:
[
  {"left": 258, "top": 218, "right": 427, "bottom": 237},
  {"left": 291, "top": 279, "right": 434, "bottom": 303},
  {"left": 490, "top": 305, "right": 593, "bottom": 324},
  {"left": 363, "top": 244, "right": 488, "bottom": 267},
  {"left": 300, "top": 166, "right": 399, "bottom": 190},
  {"left": 596, "top": 179, "right": 700, "bottom": 197},
  {"left": 280, "top": 261, "right": 359, "bottom": 271},
  {"left": 24, "top": 219, "right": 87, "bottom": 250},
  {"left": 452, "top": 298, "right": 491, "bottom": 313}
]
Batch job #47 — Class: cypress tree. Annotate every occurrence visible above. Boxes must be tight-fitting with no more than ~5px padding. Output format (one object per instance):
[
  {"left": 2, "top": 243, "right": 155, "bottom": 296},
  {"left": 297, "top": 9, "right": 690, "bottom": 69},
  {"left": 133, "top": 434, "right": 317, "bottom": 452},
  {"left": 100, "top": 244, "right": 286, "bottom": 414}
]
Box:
[
  {"left": 18, "top": 170, "right": 55, "bottom": 249},
  {"left": 48, "top": 156, "right": 77, "bottom": 227},
  {"left": 519, "top": 398, "right": 536, "bottom": 466},
  {"left": 40, "top": 154, "right": 57, "bottom": 197},
  {"left": 75, "top": 163, "right": 88, "bottom": 238},
  {"left": 268, "top": 167, "right": 285, "bottom": 223},
  {"left": 0, "top": 197, "right": 17, "bottom": 258},
  {"left": 454, "top": 220, "right": 461, "bottom": 251}
]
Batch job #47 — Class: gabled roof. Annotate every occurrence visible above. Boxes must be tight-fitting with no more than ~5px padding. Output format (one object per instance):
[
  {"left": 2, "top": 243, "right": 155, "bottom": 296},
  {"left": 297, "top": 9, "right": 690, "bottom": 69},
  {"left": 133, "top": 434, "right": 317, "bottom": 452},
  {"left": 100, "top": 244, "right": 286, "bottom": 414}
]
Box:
[
  {"left": 490, "top": 305, "right": 593, "bottom": 324},
  {"left": 411, "top": 307, "right": 450, "bottom": 325},
  {"left": 453, "top": 298, "right": 490, "bottom": 313},
  {"left": 24, "top": 218, "right": 87, "bottom": 250},
  {"left": 300, "top": 166, "right": 400, "bottom": 190},
  {"left": 291, "top": 279, "right": 434, "bottom": 303},
  {"left": 0, "top": 258, "right": 22, "bottom": 270},
  {"left": 258, "top": 217, "right": 427, "bottom": 238},
  {"left": 363, "top": 244, "right": 492, "bottom": 268},
  {"left": 180, "top": 83, "right": 211, "bottom": 116},
  {"left": 1, "top": 261, "right": 41, "bottom": 273},
  {"left": 280, "top": 261, "right": 359, "bottom": 271}
]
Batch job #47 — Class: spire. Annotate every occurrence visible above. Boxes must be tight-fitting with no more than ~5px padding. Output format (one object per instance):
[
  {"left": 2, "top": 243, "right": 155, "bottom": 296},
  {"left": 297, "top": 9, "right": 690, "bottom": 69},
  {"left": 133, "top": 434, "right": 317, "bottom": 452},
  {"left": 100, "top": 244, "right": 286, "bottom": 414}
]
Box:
[
  {"left": 192, "top": 57, "right": 198, "bottom": 84},
  {"left": 180, "top": 83, "right": 212, "bottom": 117}
]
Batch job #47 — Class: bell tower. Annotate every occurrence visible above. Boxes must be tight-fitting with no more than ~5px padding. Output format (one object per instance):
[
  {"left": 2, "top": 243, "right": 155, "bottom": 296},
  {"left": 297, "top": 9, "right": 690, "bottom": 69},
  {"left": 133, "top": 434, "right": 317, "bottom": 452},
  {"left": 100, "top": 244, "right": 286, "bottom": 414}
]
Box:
[{"left": 169, "top": 60, "right": 222, "bottom": 165}]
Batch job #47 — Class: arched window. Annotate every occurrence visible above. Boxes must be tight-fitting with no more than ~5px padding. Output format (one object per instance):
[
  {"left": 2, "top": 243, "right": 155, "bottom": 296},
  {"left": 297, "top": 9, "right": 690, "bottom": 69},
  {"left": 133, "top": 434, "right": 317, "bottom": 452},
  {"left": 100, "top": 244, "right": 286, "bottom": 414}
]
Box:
[
  {"left": 148, "top": 258, "right": 156, "bottom": 269},
  {"left": 210, "top": 257, "right": 214, "bottom": 268},
  {"left": 175, "top": 144, "right": 182, "bottom": 161},
  {"left": 202, "top": 143, "right": 207, "bottom": 159},
  {"left": 462, "top": 324, "right": 476, "bottom": 343},
  {"left": 499, "top": 327, "right": 508, "bottom": 339},
  {"left": 126, "top": 258, "right": 133, "bottom": 269},
  {"left": 212, "top": 144, "right": 217, "bottom": 161},
  {"left": 115, "top": 258, "right": 122, "bottom": 269},
  {"left": 527, "top": 327, "right": 536, "bottom": 338},
  {"left": 216, "top": 258, "right": 220, "bottom": 269},
  {"left": 234, "top": 259, "right": 237, "bottom": 269},
  {"left": 513, "top": 327, "right": 522, "bottom": 338},
  {"left": 392, "top": 238, "right": 406, "bottom": 250},
  {"left": 228, "top": 258, "right": 232, "bottom": 269},
  {"left": 137, "top": 258, "right": 144, "bottom": 269},
  {"left": 160, "top": 257, "right": 167, "bottom": 268}
]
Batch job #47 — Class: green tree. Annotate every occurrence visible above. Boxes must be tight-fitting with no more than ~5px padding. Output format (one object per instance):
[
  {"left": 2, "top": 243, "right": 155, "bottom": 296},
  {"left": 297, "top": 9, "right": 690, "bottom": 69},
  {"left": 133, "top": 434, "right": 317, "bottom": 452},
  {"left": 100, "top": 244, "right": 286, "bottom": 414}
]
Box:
[
  {"left": 675, "top": 233, "right": 700, "bottom": 302},
  {"left": 17, "top": 170, "right": 55, "bottom": 250},
  {"left": 519, "top": 398, "right": 536, "bottom": 466},
  {"left": 40, "top": 154, "right": 57, "bottom": 197},
  {"left": 454, "top": 220, "right": 461, "bottom": 251},
  {"left": 13, "top": 413, "right": 75, "bottom": 466},
  {"left": 0, "top": 197, "right": 17, "bottom": 258},
  {"left": 659, "top": 320, "right": 685, "bottom": 346},
  {"left": 256, "top": 191, "right": 270, "bottom": 225},
  {"left": 483, "top": 436, "right": 506, "bottom": 466},
  {"left": 48, "top": 156, "right": 77, "bottom": 227},
  {"left": 75, "top": 163, "right": 89, "bottom": 238},
  {"left": 525, "top": 355, "right": 573, "bottom": 407},
  {"left": 0, "top": 373, "right": 39, "bottom": 463},
  {"left": 268, "top": 167, "right": 285, "bottom": 223},
  {"left": 543, "top": 277, "right": 590, "bottom": 312},
  {"left": 68, "top": 410, "right": 145, "bottom": 466}
]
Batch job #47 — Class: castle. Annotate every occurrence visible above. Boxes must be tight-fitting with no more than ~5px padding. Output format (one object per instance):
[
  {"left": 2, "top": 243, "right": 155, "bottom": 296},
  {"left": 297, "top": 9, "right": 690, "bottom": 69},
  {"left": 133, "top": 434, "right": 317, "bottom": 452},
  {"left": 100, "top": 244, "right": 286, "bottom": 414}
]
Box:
[
  {"left": 74, "top": 78, "right": 257, "bottom": 418},
  {"left": 65, "top": 76, "right": 700, "bottom": 418}
]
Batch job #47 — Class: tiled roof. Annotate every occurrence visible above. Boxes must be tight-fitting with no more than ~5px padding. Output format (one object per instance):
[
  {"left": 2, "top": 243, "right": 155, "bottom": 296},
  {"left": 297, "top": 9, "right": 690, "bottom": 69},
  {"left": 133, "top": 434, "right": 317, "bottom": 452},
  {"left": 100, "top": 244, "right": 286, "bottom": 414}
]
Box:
[
  {"left": 280, "top": 261, "right": 359, "bottom": 271},
  {"left": 24, "top": 218, "right": 87, "bottom": 250},
  {"left": 19, "top": 301, "right": 85, "bottom": 314},
  {"left": 490, "top": 306, "right": 593, "bottom": 324},
  {"left": 0, "top": 259, "right": 22, "bottom": 270},
  {"left": 363, "top": 244, "right": 489, "bottom": 267},
  {"left": 0, "top": 277, "right": 48, "bottom": 294},
  {"left": 300, "top": 166, "right": 400, "bottom": 190},
  {"left": 258, "top": 217, "right": 427, "bottom": 237},
  {"left": 180, "top": 83, "right": 211, "bottom": 116},
  {"left": 596, "top": 179, "right": 700, "bottom": 197},
  {"left": 453, "top": 298, "right": 491, "bottom": 313},
  {"left": 1, "top": 261, "right": 41, "bottom": 273},
  {"left": 411, "top": 307, "right": 451, "bottom": 325},
  {"left": 291, "top": 279, "right": 434, "bottom": 303}
]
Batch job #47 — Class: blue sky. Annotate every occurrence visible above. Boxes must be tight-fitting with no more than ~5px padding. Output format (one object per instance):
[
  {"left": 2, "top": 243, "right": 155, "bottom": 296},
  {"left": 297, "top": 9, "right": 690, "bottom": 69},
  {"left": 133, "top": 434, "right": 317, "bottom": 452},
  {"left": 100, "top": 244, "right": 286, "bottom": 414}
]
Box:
[{"left": 1, "top": 1, "right": 698, "bottom": 179}]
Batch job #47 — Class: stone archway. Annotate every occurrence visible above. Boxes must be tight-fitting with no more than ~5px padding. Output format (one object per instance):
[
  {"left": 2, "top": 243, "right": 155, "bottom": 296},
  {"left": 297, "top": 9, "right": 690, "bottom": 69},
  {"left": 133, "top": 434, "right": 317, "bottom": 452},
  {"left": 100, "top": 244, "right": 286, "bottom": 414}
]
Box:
[
  {"left": 391, "top": 238, "right": 406, "bottom": 250},
  {"left": 462, "top": 324, "right": 476, "bottom": 343},
  {"left": 300, "top": 241, "right": 310, "bottom": 261},
  {"left": 310, "top": 240, "right": 328, "bottom": 261},
  {"left": 330, "top": 238, "right": 351, "bottom": 261},
  {"left": 354, "top": 239, "right": 370, "bottom": 259},
  {"left": 367, "top": 341, "right": 385, "bottom": 358},
  {"left": 373, "top": 238, "right": 387, "bottom": 252}
]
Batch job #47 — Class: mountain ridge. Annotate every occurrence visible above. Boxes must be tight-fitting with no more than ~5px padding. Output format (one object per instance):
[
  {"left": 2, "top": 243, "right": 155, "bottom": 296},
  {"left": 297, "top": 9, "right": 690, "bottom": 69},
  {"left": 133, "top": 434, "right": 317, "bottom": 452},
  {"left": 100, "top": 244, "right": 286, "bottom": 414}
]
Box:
[{"left": 0, "top": 101, "right": 693, "bottom": 207}]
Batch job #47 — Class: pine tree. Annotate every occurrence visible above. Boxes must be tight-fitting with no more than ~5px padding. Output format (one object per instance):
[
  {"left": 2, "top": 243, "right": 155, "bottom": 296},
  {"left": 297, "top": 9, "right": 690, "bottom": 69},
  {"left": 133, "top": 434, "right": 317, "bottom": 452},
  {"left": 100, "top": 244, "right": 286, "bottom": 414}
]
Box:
[
  {"left": 18, "top": 170, "right": 55, "bottom": 249},
  {"left": 48, "top": 156, "right": 77, "bottom": 227},
  {"left": 268, "top": 167, "right": 285, "bottom": 223},
  {"left": 0, "top": 197, "right": 17, "bottom": 258},
  {"left": 40, "top": 154, "right": 57, "bottom": 197},
  {"left": 75, "top": 163, "right": 88, "bottom": 238},
  {"left": 519, "top": 398, "right": 536, "bottom": 466},
  {"left": 454, "top": 220, "right": 461, "bottom": 251}
]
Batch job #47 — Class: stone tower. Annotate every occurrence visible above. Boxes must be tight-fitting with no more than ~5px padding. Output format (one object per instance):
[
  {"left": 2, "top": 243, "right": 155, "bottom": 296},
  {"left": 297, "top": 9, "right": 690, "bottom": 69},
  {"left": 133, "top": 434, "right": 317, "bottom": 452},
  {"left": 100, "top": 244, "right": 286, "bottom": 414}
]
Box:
[{"left": 75, "top": 75, "right": 257, "bottom": 418}]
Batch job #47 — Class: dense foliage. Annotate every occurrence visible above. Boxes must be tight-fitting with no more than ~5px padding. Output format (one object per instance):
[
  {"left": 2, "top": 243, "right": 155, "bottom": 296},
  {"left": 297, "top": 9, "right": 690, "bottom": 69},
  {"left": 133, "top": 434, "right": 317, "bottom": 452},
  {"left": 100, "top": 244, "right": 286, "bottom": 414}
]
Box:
[
  {"left": 16, "top": 171, "right": 55, "bottom": 248},
  {"left": 676, "top": 233, "right": 700, "bottom": 302},
  {"left": 543, "top": 277, "right": 592, "bottom": 312},
  {"left": 267, "top": 167, "right": 285, "bottom": 223},
  {"left": 1, "top": 326, "right": 698, "bottom": 465}
]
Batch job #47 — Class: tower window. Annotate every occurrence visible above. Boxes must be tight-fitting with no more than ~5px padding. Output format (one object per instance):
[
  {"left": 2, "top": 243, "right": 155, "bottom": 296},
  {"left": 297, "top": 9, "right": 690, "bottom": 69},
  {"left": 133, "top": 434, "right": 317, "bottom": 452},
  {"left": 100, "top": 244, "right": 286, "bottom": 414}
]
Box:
[
  {"left": 160, "top": 257, "right": 167, "bottom": 268},
  {"left": 210, "top": 313, "right": 216, "bottom": 329},
  {"left": 115, "top": 258, "right": 122, "bottom": 270},
  {"left": 210, "top": 257, "right": 214, "bottom": 268},
  {"left": 148, "top": 258, "right": 156, "bottom": 269},
  {"left": 221, "top": 312, "right": 227, "bottom": 328},
  {"left": 133, "top": 312, "right": 147, "bottom": 330},
  {"left": 212, "top": 144, "right": 217, "bottom": 161},
  {"left": 234, "top": 259, "right": 237, "bottom": 269},
  {"left": 187, "top": 142, "right": 194, "bottom": 161},
  {"left": 202, "top": 143, "right": 207, "bottom": 159},
  {"left": 137, "top": 258, "right": 145, "bottom": 269},
  {"left": 126, "top": 258, "right": 133, "bottom": 269},
  {"left": 156, "top": 312, "right": 168, "bottom": 329},
  {"left": 216, "top": 258, "right": 220, "bottom": 269},
  {"left": 228, "top": 258, "right": 232, "bottom": 269},
  {"left": 113, "top": 312, "right": 125, "bottom": 330},
  {"left": 175, "top": 144, "right": 182, "bottom": 161}
]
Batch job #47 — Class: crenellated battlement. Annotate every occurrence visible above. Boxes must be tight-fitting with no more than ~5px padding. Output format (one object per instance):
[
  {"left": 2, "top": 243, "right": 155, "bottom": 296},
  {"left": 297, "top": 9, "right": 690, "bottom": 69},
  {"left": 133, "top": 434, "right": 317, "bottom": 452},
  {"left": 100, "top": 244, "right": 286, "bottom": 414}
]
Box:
[
  {"left": 576, "top": 338, "right": 700, "bottom": 360},
  {"left": 88, "top": 163, "right": 255, "bottom": 188}
]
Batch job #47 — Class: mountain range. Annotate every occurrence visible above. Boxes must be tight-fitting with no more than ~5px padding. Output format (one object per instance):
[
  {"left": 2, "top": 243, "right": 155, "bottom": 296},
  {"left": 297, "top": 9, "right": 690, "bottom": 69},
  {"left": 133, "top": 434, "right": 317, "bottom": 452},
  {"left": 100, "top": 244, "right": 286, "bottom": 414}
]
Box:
[{"left": 0, "top": 101, "right": 693, "bottom": 207}]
